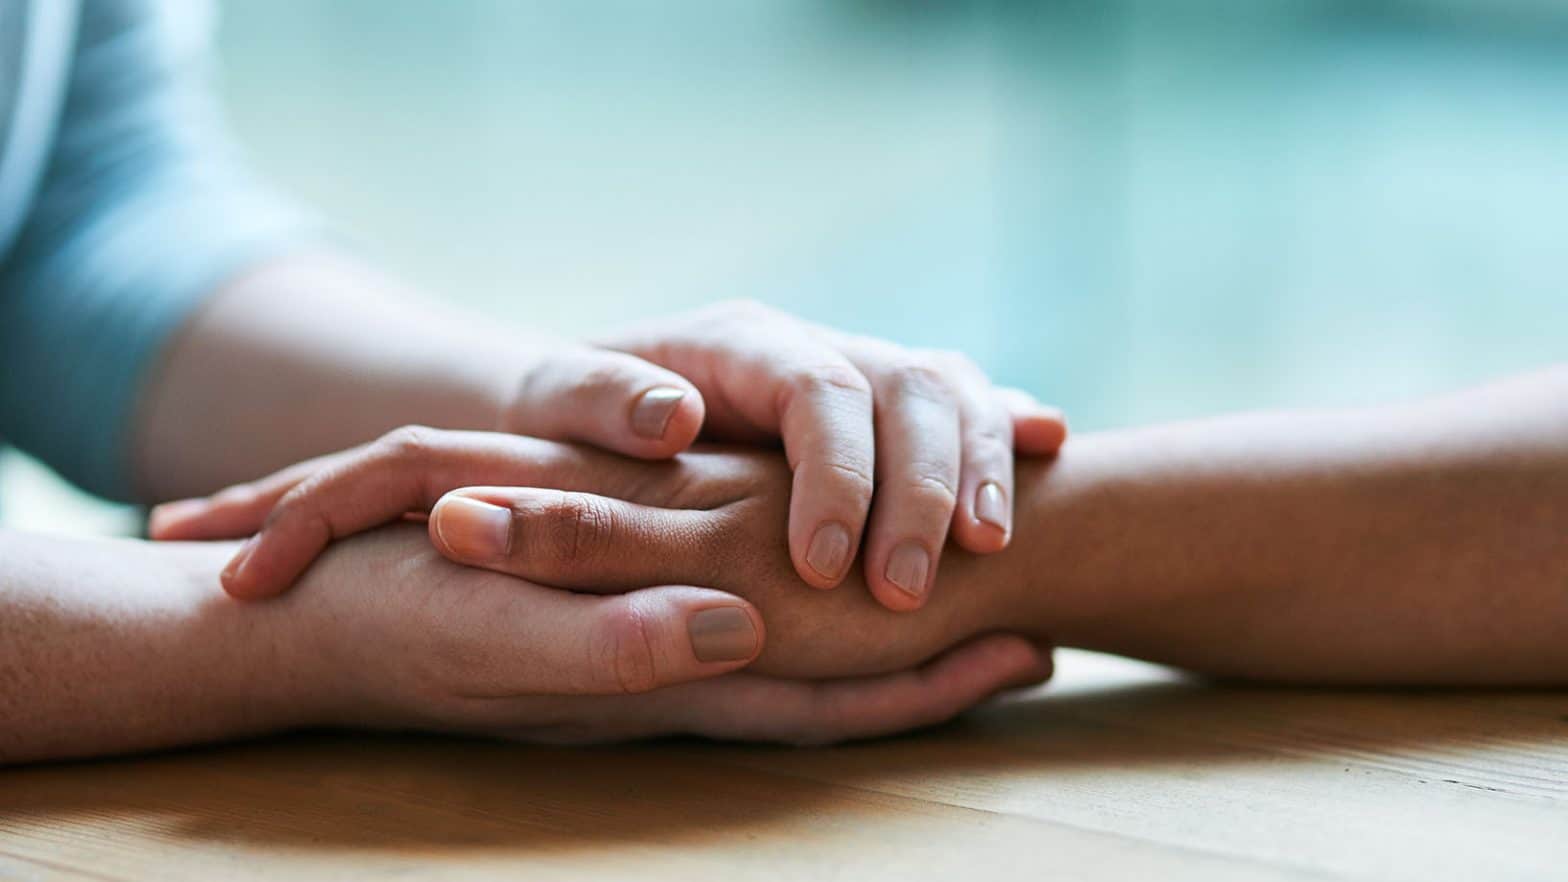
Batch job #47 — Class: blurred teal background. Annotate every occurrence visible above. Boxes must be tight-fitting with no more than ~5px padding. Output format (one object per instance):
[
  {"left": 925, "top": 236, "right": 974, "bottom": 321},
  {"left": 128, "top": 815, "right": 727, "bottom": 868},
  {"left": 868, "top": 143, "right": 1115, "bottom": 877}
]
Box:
[{"left": 5, "top": 0, "right": 1568, "bottom": 531}]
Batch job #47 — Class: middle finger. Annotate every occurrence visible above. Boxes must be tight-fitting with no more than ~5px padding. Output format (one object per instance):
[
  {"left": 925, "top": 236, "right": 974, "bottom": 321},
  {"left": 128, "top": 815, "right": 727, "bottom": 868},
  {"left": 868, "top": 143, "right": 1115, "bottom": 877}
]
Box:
[{"left": 859, "top": 359, "right": 961, "bottom": 612}]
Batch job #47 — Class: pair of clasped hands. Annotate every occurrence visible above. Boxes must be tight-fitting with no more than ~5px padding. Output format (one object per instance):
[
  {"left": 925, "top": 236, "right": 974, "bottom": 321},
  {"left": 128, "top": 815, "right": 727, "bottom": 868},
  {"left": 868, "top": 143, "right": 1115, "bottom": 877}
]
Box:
[{"left": 150, "top": 304, "right": 1067, "bottom": 745}]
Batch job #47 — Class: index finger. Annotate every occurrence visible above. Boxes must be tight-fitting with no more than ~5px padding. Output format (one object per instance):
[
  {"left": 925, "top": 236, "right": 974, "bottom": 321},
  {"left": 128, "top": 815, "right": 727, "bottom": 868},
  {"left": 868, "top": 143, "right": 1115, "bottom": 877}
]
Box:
[
  {"left": 217, "top": 427, "right": 692, "bottom": 600},
  {"left": 606, "top": 321, "right": 876, "bottom": 590},
  {"left": 777, "top": 358, "right": 878, "bottom": 589}
]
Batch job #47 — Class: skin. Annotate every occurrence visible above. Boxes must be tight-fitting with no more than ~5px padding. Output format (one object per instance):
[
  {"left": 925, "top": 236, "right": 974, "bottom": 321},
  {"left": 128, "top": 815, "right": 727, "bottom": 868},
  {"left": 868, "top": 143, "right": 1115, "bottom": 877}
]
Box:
[
  {"left": 5, "top": 251, "right": 1071, "bottom": 763},
  {"left": 173, "top": 363, "right": 1568, "bottom": 685},
  {"left": 136, "top": 252, "right": 1067, "bottom": 610},
  {"left": 13, "top": 364, "right": 1565, "bottom": 764},
  {"left": 149, "top": 430, "right": 1017, "bottom": 679},
  {"left": 0, "top": 527, "right": 1052, "bottom": 765}
]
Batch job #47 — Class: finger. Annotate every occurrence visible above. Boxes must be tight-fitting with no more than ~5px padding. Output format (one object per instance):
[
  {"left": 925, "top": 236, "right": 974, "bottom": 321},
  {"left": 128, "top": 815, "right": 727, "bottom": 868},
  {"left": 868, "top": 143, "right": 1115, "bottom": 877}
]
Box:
[
  {"left": 147, "top": 455, "right": 335, "bottom": 541},
  {"left": 454, "top": 580, "right": 765, "bottom": 696},
  {"left": 428, "top": 487, "right": 721, "bottom": 593},
  {"left": 505, "top": 348, "right": 706, "bottom": 459},
  {"left": 947, "top": 363, "right": 1018, "bottom": 555},
  {"left": 671, "top": 633, "right": 1053, "bottom": 745},
  {"left": 777, "top": 357, "right": 878, "bottom": 590},
  {"left": 219, "top": 428, "right": 702, "bottom": 601},
  {"left": 607, "top": 308, "right": 875, "bottom": 590},
  {"left": 154, "top": 349, "right": 705, "bottom": 542},
  {"left": 996, "top": 386, "right": 1068, "bottom": 456},
  {"left": 859, "top": 362, "right": 961, "bottom": 612}
]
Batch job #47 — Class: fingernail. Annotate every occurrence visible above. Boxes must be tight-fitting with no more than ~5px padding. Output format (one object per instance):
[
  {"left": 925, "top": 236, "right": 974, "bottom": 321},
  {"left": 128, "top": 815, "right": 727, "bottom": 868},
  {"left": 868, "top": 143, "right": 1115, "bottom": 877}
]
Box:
[
  {"left": 805, "top": 522, "right": 851, "bottom": 580},
  {"left": 433, "top": 496, "right": 512, "bottom": 560},
  {"left": 688, "top": 606, "right": 759, "bottom": 662},
  {"left": 222, "top": 535, "right": 259, "bottom": 584},
  {"left": 1032, "top": 405, "right": 1069, "bottom": 435},
  {"left": 630, "top": 386, "right": 686, "bottom": 440},
  {"left": 976, "top": 481, "right": 1008, "bottom": 532},
  {"left": 885, "top": 541, "right": 930, "bottom": 599}
]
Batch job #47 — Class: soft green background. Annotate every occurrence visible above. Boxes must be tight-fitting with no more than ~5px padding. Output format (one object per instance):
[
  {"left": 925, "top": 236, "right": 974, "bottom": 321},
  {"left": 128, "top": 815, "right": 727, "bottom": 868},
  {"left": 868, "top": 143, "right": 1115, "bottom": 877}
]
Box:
[{"left": 5, "top": 0, "right": 1567, "bottom": 532}]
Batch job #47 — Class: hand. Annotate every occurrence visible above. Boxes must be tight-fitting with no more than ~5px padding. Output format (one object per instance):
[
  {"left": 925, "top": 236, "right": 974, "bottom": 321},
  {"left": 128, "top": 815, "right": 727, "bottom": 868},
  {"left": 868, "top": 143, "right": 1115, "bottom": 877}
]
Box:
[
  {"left": 148, "top": 430, "right": 1057, "bottom": 668},
  {"left": 158, "top": 429, "right": 1052, "bottom": 678},
  {"left": 418, "top": 447, "right": 1056, "bottom": 679},
  {"left": 596, "top": 301, "right": 1066, "bottom": 608},
  {"left": 272, "top": 525, "right": 1053, "bottom": 745},
  {"left": 153, "top": 301, "right": 1067, "bottom": 610}
]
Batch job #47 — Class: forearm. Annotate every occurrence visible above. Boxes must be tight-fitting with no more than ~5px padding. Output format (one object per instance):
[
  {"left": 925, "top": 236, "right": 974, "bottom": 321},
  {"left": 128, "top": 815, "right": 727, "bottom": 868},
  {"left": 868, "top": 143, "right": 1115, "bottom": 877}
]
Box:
[
  {"left": 132, "top": 251, "right": 530, "bottom": 501},
  {"left": 0, "top": 532, "right": 309, "bottom": 764},
  {"left": 1017, "top": 365, "right": 1568, "bottom": 684}
]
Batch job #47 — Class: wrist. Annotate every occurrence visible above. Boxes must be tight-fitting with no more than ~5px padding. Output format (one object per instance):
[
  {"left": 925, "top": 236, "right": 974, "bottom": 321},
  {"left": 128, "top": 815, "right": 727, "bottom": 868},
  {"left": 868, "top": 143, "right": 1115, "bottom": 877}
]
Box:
[
  {"left": 1003, "top": 425, "right": 1264, "bottom": 652},
  {"left": 161, "top": 541, "right": 330, "bottom": 733},
  {"left": 0, "top": 533, "right": 323, "bottom": 763},
  {"left": 997, "top": 440, "right": 1132, "bottom": 644}
]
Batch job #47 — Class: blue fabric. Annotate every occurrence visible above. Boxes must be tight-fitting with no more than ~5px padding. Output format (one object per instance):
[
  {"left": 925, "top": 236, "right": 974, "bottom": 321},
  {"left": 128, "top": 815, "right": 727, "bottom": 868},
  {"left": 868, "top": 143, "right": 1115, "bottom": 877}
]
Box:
[{"left": 0, "top": 0, "right": 317, "bottom": 501}]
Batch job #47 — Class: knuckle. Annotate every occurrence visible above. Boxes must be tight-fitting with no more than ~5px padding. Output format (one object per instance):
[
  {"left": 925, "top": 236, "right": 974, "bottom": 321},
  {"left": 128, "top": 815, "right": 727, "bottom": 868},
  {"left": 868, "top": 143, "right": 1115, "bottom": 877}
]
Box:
[
  {"left": 263, "top": 478, "right": 325, "bottom": 531},
  {"left": 904, "top": 470, "right": 960, "bottom": 508},
  {"left": 791, "top": 363, "right": 873, "bottom": 401},
  {"left": 889, "top": 361, "right": 954, "bottom": 405},
  {"left": 593, "top": 602, "right": 660, "bottom": 695},
  {"left": 966, "top": 421, "right": 1013, "bottom": 455},
  {"left": 537, "top": 492, "right": 614, "bottom": 566},
  {"left": 377, "top": 425, "right": 438, "bottom": 463},
  {"left": 968, "top": 408, "right": 1012, "bottom": 440},
  {"left": 823, "top": 459, "right": 875, "bottom": 499}
]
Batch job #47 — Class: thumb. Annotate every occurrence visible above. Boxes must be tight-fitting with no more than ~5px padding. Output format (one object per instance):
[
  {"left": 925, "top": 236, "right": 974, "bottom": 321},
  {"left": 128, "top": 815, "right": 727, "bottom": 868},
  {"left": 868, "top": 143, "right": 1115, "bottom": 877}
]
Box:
[
  {"left": 471, "top": 582, "right": 767, "bottom": 695},
  {"left": 503, "top": 347, "right": 707, "bottom": 459}
]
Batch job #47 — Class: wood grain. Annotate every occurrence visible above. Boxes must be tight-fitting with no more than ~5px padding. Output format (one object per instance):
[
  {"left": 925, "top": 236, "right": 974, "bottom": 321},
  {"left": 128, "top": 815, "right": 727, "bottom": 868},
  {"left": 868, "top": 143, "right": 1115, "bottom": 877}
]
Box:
[{"left": 2, "top": 650, "right": 1565, "bottom": 881}]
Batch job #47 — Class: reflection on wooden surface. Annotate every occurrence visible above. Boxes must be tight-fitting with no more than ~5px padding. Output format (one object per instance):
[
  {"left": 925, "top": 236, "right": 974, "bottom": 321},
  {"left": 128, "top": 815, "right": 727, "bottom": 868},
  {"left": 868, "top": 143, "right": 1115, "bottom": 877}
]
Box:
[{"left": 2, "top": 651, "right": 1566, "bottom": 880}]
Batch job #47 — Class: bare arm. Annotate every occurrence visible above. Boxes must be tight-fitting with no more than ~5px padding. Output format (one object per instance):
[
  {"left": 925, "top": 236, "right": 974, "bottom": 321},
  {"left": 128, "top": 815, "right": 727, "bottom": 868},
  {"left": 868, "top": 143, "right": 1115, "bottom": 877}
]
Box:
[
  {"left": 211, "top": 365, "right": 1568, "bottom": 688},
  {"left": 0, "top": 532, "right": 311, "bottom": 762},
  {"left": 130, "top": 252, "right": 529, "bottom": 501},
  {"left": 131, "top": 253, "right": 1066, "bottom": 608},
  {"left": 1027, "top": 364, "right": 1568, "bottom": 683},
  {"left": 0, "top": 523, "right": 1050, "bottom": 765}
]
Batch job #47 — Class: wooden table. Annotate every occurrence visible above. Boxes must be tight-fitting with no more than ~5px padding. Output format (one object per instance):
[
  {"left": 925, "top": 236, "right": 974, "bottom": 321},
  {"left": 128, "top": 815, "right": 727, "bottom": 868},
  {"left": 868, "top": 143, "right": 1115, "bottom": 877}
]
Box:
[{"left": 3, "top": 650, "right": 1566, "bottom": 881}]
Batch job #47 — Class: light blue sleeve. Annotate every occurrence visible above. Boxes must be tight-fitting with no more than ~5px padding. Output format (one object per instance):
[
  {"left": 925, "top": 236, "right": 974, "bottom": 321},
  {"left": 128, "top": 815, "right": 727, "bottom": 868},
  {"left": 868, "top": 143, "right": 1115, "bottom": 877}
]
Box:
[{"left": 0, "top": 0, "right": 320, "bottom": 501}]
